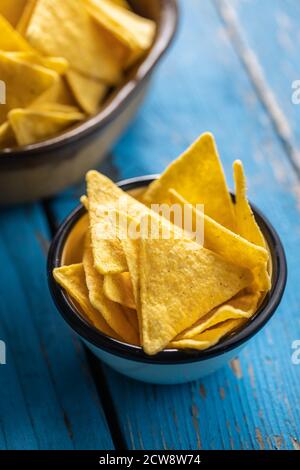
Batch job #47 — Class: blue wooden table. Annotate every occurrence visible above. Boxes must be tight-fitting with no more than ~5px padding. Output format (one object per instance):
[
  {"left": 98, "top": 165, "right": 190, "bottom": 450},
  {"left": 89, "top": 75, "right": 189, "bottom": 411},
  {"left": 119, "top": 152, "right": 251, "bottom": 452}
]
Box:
[{"left": 1, "top": 0, "right": 300, "bottom": 450}]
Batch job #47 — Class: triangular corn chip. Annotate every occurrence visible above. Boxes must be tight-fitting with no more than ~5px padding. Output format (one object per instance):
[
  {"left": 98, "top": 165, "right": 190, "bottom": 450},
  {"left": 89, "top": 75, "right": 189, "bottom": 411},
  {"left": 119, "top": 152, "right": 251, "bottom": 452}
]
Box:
[
  {"left": 66, "top": 69, "right": 107, "bottom": 115},
  {"left": 143, "top": 133, "right": 236, "bottom": 230},
  {"left": 0, "top": 1, "right": 27, "bottom": 27},
  {"left": 53, "top": 263, "right": 118, "bottom": 338},
  {"left": 0, "top": 13, "right": 33, "bottom": 51},
  {"left": 25, "top": 0, "right": 123, "bottom": 84},
  {"left": 86, "top": 170, "right": 185, "bottom": 274},
  {"left": 16, "top": 0, "right": 37, "bottom": 35},
  {"left": 233, "top": 160, "right": 271, "bottom": 291},
  {"left": 104, "top": 272, "right": 136, "bottom": 309},
  {"left": 177, "top": 291, "right": 260, "bottom": 340},
  {"left": 32, "top": 76, "right": 77, "bottom": 107},
  {"left": 168, "top": 188, "right": 269, "bottom": 270},
  {"left": 83, "top": 233, "right": 139, "bottom": 344},
  {"left": 84, "top": 0, "right": 156, "bottom": 66},
  {"left": 0, "top": 51, "right": 57, "bottom": 124},
  {"left": 9, "top": 107, "right": 84, "bottom": 146},
  {"left": 170, "top": 319, "right": 245, "bottom": 351},
  {"left": 0, "top": 121, "right": 16, "bottom": 149},
  {"left": 4, "top": 51, "right": 69, "bottom": 74},
  {"left": 139, "top": 234, "right": 253, "bottom": 354}
]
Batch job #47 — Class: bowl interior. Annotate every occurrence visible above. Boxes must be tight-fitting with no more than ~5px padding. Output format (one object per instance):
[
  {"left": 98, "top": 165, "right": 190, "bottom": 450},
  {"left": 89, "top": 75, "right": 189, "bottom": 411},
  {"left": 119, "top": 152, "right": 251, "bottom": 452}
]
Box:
[{"left": 48, "top": 177, "right": 287, "bottom": 364}]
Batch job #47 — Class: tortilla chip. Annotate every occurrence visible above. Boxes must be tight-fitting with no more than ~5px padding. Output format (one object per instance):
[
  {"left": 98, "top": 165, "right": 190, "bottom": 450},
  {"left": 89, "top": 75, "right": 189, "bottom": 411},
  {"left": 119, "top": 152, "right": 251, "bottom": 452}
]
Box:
[
  {"left": 25, "top": 0, "right": 123, "bottom": 84},
  {"left": 170, "top": 319, "right": 245, "bottom": 351},
  {"left": 233, "top": 160, "right": 271, "bottom": 291},
  {"left": 104, "top": 272, "right": 136, "bottom": 309},
  {"left": 53, "top": 263, "right": 118, "bottom": 338},
  {"left": 86, "top": 171, "right": 185, "bottom": 274},
  {"left": 4, "top": 51, "right": 69, "bottom": 74},
  {"left": 0, "top": 51, "right": 57, "bottom": 124},
  {"left": 177, "top": 291, "right": 260, "bottom": 340},
  {"left": 123, "top": 307, "right": 139, "bottom": 336},
  {"left": 66, "top": 69, "right": 107, "bottom": 115},
  {"left": 33, "top": 76, "right": 77, "bottom": 107},
  {"left": 83, "top": 233, "right": 139, "bottom": 344},
  {"left": 139, "top": 233, "right": 253, "bottom": 355},
  {"left": 84, "top": 0, "right": 156, "bottom": 66},
  {"left": 9, "top": 107, "right": 84, "bottom": 146},
  {"left": 16, "top": 0, "right": 37, "bottom": 35},
  {"left": 0, "top": 13, "right": 33, "bottom": 51},
  {"left": 0, "top": 1, "right": 27, "bottom": 27},
  {"left": 0, "top": 121, "right": 16, "bottom": 149},
  {"left": 168, "top": 188, "right": 269, "bottom": 270},
  {"left": 143, "top": 133, "right": 236, "bottom": 230}
]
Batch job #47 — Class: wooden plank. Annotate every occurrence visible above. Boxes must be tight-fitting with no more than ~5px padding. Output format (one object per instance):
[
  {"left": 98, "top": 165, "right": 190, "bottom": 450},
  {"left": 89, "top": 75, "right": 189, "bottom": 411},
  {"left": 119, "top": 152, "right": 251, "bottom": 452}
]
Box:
[
  {"left": 0, "top": 204, "right": 114, "bottom": 450},
  {"left": 214, "top": 0, "right": 300, "bottom": 173},
  {"left": 51, "top": 0, "right": 300, "bottom": 449}
]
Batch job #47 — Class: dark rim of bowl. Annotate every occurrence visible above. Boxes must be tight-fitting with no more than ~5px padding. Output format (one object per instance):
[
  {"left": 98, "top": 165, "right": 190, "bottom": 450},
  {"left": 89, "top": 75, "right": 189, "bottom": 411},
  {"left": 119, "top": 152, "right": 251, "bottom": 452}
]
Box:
[
  {"left": 0, "top": 0, "right": 179, "bottom": 162},
  {"left": 47, "top": 175, "right": 287, "bottom": 364}
]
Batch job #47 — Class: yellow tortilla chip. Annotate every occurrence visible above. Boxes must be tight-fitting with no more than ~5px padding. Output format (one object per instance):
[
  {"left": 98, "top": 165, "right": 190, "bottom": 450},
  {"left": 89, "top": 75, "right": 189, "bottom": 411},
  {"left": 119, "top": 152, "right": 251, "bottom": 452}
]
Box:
[
  {"left": 84, "top": 0, "right": 156, "bottom": 66},
  {"left": 53, "top": 263, "right": 118, "bottom": 338},
  {"left": 9, "top": 107, "right": 84, "bottom": 146},
  {"left": 25, "top": 0, "right": 123, "bottom": 84},
  {"left": 0, "top": 51, "right": 58, "bottom": 124},
  {"left": 139, "top": 233, "right": 253, "bottom": 355},
  {"left": 86, "top": 171, "right": 185, "bottom": 274},
  {"left": 4, "top": 51, "right": 69, "bottom": 74},
  {"left": 0, "top": 1, "right": 27, "bottom": 27},
  {"left": 123, "top": 307, "right": 139, "bottom": 336},
  {"left": 170, "top": 319, "right": 245, "bottom": 351},
  {"left": 177, "top": 291, "right": 260, "bottom": 340},
  {"left": 0, "top": 121, "right": 16, "bottom": 149},
  {"left": 104, "top": 272, "right": 136, "bottom": 309},
  {"left": 16, "top": 0, "right": 37, "bottom": 35},
  {"left": 32, "top": 76, "right": 77, "bottom": 107},
  {"left": 0, "top": 13, "right": 33, "bottom": 51},
  {"left": 66, "top": 69, "right": 107, "bottom": 115},
  {"left": 168, "top": 188, "right": 269, "bottom": 270},
  {"left": 143, "top": 133, "right": 236, "bottom": 230},
  {"left": 233, "top": 160, "right": 271, "bottom": 291},
  {"left": 83, "top": 233, "right": 139, "bottom": 344}
]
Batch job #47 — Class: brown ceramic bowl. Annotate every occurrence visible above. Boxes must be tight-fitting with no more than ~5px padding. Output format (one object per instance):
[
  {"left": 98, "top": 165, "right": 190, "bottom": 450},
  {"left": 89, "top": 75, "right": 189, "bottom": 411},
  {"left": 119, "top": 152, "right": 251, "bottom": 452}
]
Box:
[{"left": 0, "top": 0, "right": 178, "bottom": 205}]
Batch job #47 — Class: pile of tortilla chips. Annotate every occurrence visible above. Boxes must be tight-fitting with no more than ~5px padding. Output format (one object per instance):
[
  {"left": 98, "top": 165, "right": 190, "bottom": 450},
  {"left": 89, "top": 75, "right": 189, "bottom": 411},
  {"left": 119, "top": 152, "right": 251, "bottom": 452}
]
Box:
[
  {"left": 0, "top": 0, "right": 155, "bottom": 148},
  {"left": 53, "top": 133, "right": 271, "bottom": 355}
]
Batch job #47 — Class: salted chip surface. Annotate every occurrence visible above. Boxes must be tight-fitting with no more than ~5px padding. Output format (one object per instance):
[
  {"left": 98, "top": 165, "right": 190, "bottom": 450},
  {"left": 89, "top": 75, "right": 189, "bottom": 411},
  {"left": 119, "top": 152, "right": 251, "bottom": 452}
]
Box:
[
  {"left": 25, "top": 0, "right": 123, "bottom": 84},
  {"left": 139, "top": 234, "right": 253, "bottom": 355},
  {"left": 168, "top": 188, "right": 269, "bottom": 270},
  {"left": 104, "top": 272, "right": 136, "bottom": 309},
  {"left": 83, "top": 234, "right": 139, "bottom": 344},
  {"left": 143, "top": 133, "right": 236, "bottom": 230},
  {"left": 9, "top": 107, "right": 84, "bottom": 146},
  {"left": 177, "top": 291, "right": 260, "bottom": 340},
  {"left": 53, "top": 263, "right": 118, "bottom": 338}
]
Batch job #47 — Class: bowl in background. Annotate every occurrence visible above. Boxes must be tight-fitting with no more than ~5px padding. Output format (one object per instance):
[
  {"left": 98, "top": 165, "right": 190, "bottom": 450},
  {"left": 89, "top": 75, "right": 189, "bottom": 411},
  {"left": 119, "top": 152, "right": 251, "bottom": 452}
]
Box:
[
  {"left": 48, "top": 176, "right": 287, "bottom": 384},
  {"left": 0, "top": 1, "right": 178, "bottom": 205}
]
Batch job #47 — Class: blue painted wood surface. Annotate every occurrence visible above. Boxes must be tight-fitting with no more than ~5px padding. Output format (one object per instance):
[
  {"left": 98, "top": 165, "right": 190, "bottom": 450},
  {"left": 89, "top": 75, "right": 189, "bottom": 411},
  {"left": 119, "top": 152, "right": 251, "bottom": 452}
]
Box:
[{"left": 1, "top": 0, "right": 300, "bottom": 450}]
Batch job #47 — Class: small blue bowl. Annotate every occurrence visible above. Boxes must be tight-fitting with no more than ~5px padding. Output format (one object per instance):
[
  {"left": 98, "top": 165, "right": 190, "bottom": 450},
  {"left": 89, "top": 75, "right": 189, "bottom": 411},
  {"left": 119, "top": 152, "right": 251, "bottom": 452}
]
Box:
[{"left": 47, "top": 176, "right": 287, "bottom": 384}]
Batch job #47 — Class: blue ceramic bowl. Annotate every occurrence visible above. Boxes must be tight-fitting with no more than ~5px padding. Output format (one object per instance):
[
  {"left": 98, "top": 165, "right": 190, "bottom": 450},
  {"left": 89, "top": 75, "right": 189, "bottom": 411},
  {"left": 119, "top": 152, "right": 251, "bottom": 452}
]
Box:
[{"left": 47, "top": 176, "right": 287, "bottom": 384}]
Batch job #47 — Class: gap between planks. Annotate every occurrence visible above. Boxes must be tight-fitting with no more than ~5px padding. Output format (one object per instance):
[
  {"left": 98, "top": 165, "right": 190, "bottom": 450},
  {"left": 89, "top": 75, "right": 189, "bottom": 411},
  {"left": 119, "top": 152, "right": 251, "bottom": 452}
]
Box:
[
  {"left": 213, "top": 0, "right": 300, "bottom": 179},
  {"left": 42, "top": 199, "right": 128, "bottom": 451}
]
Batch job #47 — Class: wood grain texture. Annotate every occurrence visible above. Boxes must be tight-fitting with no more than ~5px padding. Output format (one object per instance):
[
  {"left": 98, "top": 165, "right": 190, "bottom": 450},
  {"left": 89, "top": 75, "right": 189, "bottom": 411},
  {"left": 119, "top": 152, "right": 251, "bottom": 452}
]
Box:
[
  {"left": 50, "top": 0, "right": 300, "bottom": 450},
  {"left": 0, "top": 205, "right": 114, "bottom": 450}
]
